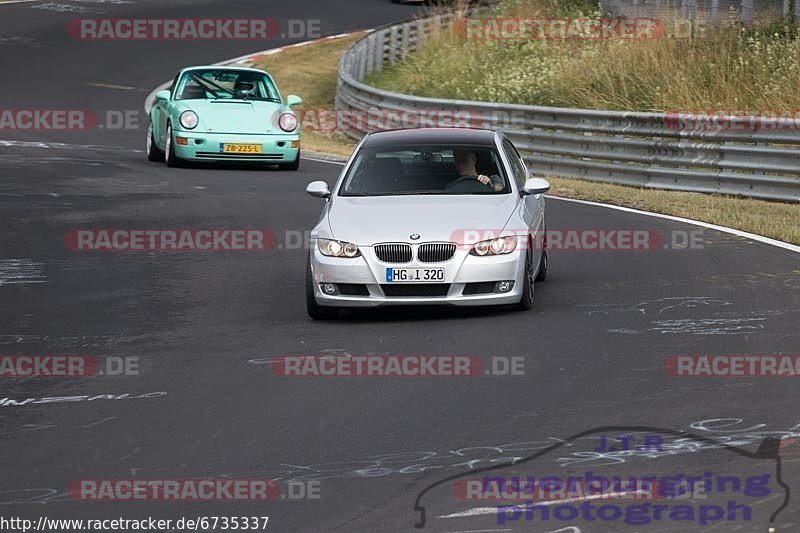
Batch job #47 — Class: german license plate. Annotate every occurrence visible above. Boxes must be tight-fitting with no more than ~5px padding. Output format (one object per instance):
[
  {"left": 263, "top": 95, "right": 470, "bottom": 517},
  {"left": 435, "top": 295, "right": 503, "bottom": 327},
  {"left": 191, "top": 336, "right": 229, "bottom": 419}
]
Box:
[
  {"left": 222, "top": 143, "right": 262, "bottom": 153},
  {"left": 385, "top": 268, "right": 445, "bottom": 282}
]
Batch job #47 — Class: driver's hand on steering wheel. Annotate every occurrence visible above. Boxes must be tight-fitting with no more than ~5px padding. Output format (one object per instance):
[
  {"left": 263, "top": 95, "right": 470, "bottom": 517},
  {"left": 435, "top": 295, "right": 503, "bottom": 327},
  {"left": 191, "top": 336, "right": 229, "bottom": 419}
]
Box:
[{"left": 476, "top": 174, "right": 490, "bottom": 186}]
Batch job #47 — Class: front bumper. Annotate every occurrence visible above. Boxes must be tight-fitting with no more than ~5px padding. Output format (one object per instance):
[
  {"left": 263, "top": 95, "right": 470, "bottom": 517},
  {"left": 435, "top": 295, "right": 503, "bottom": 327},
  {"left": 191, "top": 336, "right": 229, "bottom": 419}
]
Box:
[
  {"left": 171, "top": 130, "right": 300, "bottom": 162},
  {"left": 309, "top": 243, "right": 527, "bottom": 308}
]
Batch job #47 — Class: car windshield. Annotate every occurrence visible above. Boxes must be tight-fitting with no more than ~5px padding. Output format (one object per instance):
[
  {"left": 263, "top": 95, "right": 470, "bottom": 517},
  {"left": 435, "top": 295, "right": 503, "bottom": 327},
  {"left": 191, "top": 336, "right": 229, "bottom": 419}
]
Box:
[
  {"left": 339, "top": 144, "right": 510, "bottom": 196},
  {"left": 174, "top": 69, "right": 281, "bottom": 102}
]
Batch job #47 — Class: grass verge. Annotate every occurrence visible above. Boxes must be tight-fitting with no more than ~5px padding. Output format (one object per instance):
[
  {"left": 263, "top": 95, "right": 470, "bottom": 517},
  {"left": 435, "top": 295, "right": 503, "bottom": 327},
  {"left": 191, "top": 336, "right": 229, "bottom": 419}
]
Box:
[
  {"left": 251, "top": 35, "right": 361, "bottom": 158},
  {"left": 248, "top": 28, "right": 799, "bottom": 245}
]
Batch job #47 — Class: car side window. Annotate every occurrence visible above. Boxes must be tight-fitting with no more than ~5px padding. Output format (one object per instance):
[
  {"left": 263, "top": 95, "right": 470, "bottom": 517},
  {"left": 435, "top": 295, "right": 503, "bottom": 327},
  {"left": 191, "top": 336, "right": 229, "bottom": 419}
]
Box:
[{"left": 502, "top": 139, "right": 527, "bottom": 188}]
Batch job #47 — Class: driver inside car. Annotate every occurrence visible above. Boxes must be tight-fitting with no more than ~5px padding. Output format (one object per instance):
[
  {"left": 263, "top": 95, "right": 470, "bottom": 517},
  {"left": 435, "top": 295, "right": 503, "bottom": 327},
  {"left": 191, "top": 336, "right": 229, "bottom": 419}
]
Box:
[
  {"left": 446, "top": 150, "right": 503, "bottom": 192},
  {"left": 233, "top": 76, "right": 258, "bottom": 99}
]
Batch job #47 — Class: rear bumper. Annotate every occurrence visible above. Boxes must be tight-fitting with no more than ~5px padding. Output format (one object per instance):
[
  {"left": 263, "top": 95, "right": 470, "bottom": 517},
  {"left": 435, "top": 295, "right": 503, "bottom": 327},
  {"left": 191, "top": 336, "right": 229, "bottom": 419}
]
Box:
[{"left": 172, "top": 130, "right": 300, "bottom": 162}]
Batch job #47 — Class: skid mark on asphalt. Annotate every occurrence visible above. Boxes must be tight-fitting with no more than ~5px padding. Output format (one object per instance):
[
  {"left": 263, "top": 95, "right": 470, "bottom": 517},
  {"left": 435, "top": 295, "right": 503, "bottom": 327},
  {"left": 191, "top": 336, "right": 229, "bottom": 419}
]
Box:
[
  {"left": 0, "top": 259, "right": 47, "bottom": 286},
  {"left": 30, "top": 0, "right": 133, "bottom": 13},
  {"left": 0, "top": 417, "right": 117, "bottom": 436},
  {"left": 32, "top": 2, "right": 94, "bottom": 12},
  {"left": 0, "top": 391, "right": 166, "bottom": 408},
  {"left": 0, "top": 334, "right": 121, "bottom": 348},
  {"left": 607, "top": 309, "right": 797, "bottom": 335},
  {"left": 0, "top": 139, "right": 141, "bottom": 152},
  {"left": 582, "top": 297, "right": 731, "bottom": 316},
  {"left": 580, "top": 297, "right": 798, "bottom": 335}
]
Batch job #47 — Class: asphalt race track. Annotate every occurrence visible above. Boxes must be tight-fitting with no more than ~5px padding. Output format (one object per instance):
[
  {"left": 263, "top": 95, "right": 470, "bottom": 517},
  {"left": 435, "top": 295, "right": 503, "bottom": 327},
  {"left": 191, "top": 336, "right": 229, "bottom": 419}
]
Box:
[{"left": 1, "top": 1, "right": 799, "bottom": 532}]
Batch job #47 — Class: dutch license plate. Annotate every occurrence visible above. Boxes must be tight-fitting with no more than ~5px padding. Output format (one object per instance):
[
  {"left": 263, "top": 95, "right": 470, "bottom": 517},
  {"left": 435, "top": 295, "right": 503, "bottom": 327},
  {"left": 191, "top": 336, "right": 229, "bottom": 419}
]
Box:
[
  {"left": 385, "top": 267, "right": 445, "bottom": 282},
  {"left": 222, "top": 143, "right": 262, "bottom": 153}
]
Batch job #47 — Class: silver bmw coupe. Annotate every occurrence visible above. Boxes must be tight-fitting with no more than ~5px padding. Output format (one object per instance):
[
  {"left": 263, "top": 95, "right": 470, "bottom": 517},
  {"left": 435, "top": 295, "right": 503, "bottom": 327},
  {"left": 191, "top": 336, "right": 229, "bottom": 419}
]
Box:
[{"left": 304, "top": 128, "right": 550, "bottom": 319}]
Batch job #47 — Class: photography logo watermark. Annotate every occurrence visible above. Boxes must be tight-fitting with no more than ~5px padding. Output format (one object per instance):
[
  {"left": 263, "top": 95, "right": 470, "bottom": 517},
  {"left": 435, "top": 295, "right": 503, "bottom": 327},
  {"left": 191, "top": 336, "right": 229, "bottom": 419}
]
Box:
[
  {"left": 270, "top": 355, "right": 524, "bottom": 377},
  {"left": 665, "top": 355, "right": 800, "bottom": 377},
  {"left": 453, "top": 17, "right": 665, "bottom": 40},
  {"left": 665, "top": 111, "right": 800, "bottom": 131},
  {"left": 67, "top": 479, "right": 320, "bottom": 501},
  {"left": 67, "top": 18, "right": 323, "bottom": 40},
  {"left": 0, "top": 110, "right": 139, "bottom": 131},
  {"left": 64, "top": 229, "right": 278, "bottom": 252},
  {"left": 412, "top": 425, "right": 790, "bottom": 529},
  {"left": 0, "top": 355, "right": 140, "bottom": 377},
  {"left": 494, "top": 474, "right": 766, "bottom": 526}
]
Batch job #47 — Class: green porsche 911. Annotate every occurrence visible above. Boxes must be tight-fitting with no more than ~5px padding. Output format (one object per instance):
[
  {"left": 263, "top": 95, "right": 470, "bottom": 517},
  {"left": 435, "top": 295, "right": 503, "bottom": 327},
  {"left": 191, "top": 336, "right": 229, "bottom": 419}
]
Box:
[{"left": 147, "top": 66, "right": 303, "bottom": 170}]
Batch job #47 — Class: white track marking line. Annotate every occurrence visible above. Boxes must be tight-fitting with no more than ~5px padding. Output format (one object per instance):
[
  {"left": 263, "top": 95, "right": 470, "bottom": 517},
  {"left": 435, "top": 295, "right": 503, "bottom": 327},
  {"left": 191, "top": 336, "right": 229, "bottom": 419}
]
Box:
[
  {"left": 302, "top": 155, "right": 348, "bottom": 165},
  {"left": 548, "top": 195, "right": 800, "bottom": 253},
  {"left": 0, "top": 0, "right": 43, "bottom": 5}
]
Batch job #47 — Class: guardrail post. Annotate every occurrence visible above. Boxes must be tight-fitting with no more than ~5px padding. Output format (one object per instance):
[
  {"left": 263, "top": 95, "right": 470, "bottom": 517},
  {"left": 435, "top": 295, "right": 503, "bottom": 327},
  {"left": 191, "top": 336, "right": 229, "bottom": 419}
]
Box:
[
  {"left": 364, "top": 34, "right": 375, "bottom": 76},
  {"left": 399, "top": 22, "right": 410, "bottom": 60},
  {"left": 415, "top": 19, "right": 426, "bottom": 52},
  {"left": 741, "top": 0, "right": 753, "bottom": 22},
  {"left": 375, "top": 29, "right": 385, "bottom": 72},
  {"left": 389, "top": 25, "right": 399, "bottom": 64}
]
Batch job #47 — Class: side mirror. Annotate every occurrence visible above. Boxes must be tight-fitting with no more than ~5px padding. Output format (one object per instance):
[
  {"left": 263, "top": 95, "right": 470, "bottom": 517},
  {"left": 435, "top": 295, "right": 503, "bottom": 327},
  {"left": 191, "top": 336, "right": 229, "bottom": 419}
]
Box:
[
  {"left": 522, "top": 177, "right": 550, "bottom": 195},
  {"left": 286, "top": 94, "right": 303, "bottom": 107},
  {"left": 306, "top": 180, "right": 331, "bottom": 199},
  {"left": 155, "top": 90, "right": 171, "bottom": 102}
]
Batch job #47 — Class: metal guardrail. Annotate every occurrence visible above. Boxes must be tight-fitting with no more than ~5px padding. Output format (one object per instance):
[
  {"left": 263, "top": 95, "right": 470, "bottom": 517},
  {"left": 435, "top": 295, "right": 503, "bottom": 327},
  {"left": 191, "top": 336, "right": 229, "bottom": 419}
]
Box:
[
  {"left": 602, "top": 0, "right": 799, "bottom": 25},
  {"left": 334, "top": 13, "right": 800, "bottom": 202}
]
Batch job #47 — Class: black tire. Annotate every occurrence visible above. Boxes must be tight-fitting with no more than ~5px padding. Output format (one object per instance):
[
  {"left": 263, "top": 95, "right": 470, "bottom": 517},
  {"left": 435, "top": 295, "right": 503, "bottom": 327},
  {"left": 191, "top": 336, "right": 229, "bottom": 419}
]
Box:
[
  {"left": 279, "top": 150, "right": 300, "bottom": 171},
  {"left": 514, "top": 246, "right": 534, "bottom": 311},
  {"left": 164, "top": 123, "right": 182, "bottom": 168},
  {"left": 535, "top": 249, "right": 548, "bottom": 282},
  {"left": 146, "top": 120, "right": 164, "bottom": 162},
  {"left": 306, "top": 256, "right": 339, "bottom": 320}
]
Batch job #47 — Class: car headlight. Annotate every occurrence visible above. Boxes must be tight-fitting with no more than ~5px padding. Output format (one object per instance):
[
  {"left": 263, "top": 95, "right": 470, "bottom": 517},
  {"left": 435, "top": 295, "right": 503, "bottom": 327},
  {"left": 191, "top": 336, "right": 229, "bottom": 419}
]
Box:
[
  {"left": 279, "top": 112, "right": 298, "bottom": 132},
  {"left": 318, "top": 238, "right": 360, "bottom": 258},
  {"left": 180, "top": 110, "right": 198, "bottom": 130},
  {"left": 469, "top": 236, "right": 518, "bottom": 256}
]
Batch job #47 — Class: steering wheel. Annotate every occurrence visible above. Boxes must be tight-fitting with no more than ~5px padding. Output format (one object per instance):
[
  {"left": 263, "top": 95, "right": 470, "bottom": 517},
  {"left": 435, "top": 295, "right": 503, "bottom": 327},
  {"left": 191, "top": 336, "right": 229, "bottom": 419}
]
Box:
[{"left": 449, "top": 176, "right": 493, "bottom": 191}]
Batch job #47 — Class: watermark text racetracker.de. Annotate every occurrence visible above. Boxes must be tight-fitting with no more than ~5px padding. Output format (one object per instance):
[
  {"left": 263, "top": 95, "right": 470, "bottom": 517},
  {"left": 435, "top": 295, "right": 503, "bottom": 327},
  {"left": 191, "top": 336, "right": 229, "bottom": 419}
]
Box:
[
  {"left": 451, "top": 17, "right": 744, "bottom": 40},
  {"left": 453, "top": 228, "right": 704, "bottom": 251},
  {"left": 270, "top": 355, "right": 525, "bottom": 377},
  {"left": 0, "top": 109, "right": 139, "bottom": 131},
  {"left": 665, "top": 354, "right": 800, "bottom": 377},
  {"left": 665, "top": 110, "right": 800, "bottom": 131},
  {"left": 64, "top": 229, "right": 278, "bottom": 252},
  {"left": 453, "top": 17, "right": 666, "bottom": 40},
  {"left": 0, "top": 355, "right": 140, "bottom": 378},
  {"left": 64, "top": 228, "right": 704, "bottom": 252},
  {"left": 67, "top": 18, "right": 324, "bottom": 40},
  {"left": 67, "top": 479, "right": 320, "bottom": 501}
]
